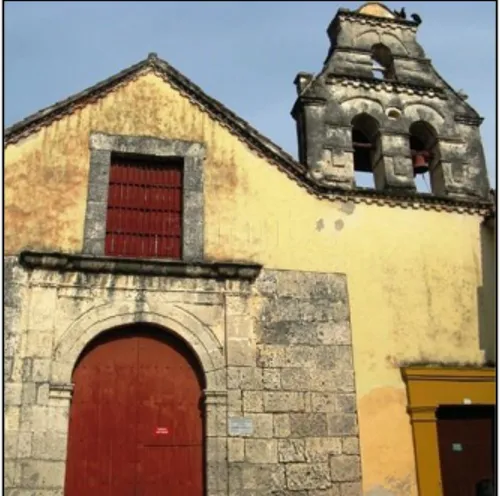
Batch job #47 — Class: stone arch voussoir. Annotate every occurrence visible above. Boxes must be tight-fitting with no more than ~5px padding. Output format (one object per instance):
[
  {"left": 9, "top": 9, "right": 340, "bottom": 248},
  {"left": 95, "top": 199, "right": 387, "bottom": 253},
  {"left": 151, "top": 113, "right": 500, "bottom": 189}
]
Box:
[{"left": 51, "top": 301, "right": 225, "bottom": 390}]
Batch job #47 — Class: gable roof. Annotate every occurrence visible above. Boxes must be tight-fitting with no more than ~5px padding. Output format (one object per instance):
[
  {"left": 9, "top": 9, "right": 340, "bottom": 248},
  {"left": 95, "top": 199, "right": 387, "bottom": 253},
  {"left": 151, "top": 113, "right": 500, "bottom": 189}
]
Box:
[
  {"left": 4, "top": 52, "right": 306, "bottom": 180},
  {"left": 4, "top": 52, "right": 493, "bottom": 215}
]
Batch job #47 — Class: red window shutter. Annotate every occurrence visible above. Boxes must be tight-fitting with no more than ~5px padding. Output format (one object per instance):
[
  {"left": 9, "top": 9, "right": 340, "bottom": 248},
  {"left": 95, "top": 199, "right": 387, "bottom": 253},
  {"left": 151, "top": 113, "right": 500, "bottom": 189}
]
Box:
[{"left": 105, "top": 156, "right": 183, "bottom": 259}]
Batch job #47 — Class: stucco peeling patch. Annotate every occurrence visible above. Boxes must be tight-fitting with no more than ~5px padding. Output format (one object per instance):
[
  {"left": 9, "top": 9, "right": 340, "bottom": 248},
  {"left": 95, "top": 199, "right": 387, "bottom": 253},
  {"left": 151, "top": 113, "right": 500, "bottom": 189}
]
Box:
[
  {"left": 335, "top": 219, "right": 345, "bottom": 231},
  {"left": 359, "top": 387, "right": 418, "bottom": 496},
  {"left": 341, "top": 201, "right": 356, "bottom": 215}
]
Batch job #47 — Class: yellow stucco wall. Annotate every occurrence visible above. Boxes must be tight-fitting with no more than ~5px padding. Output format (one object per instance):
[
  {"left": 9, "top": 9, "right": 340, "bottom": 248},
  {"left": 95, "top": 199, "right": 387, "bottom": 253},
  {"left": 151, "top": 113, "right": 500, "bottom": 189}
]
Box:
[{"left": 4, "top": 71, "right": 491, "bottom": 495}]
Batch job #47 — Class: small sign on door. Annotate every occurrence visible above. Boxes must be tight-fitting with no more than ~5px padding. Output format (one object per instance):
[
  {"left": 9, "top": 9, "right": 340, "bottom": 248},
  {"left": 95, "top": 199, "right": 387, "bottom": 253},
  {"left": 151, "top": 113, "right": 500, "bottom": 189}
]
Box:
[{"left": 155, "top": 427, "right": 169, "bottom": 435}]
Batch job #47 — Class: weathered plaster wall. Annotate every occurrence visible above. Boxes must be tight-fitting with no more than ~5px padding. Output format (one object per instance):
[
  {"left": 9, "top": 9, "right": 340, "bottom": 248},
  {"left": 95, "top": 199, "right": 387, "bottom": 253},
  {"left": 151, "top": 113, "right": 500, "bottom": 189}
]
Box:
[
  {"left": 479, "top": 221, "right": 496, "bottom": 365},
  {"left": 4, "top": 263, "right": 360, "bottom": 495},
  {"left": 4, "top": 71, "right": 492, "bottom": 495}
]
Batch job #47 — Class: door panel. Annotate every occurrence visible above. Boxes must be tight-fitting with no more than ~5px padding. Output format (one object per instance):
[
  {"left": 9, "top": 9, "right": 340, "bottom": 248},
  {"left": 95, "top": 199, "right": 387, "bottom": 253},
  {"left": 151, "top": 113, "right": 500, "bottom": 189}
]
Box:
[
  {"left": 437, "top": 405, "right": 494, "bottom": 496},
  {"left": 64, "top": 327, "right": 204, "bottom": 496},
  {"left": 136, "top": 446, "right": 204, "bottom": 495}
]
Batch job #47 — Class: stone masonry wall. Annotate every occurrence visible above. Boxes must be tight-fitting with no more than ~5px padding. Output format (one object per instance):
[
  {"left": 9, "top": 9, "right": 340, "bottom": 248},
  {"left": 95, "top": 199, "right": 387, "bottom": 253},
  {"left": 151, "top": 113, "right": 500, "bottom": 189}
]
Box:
[
  {"left": 4, "top": 258, "right": 360, "bottom": 496},
  {"left": 226, "top": 270, "right": 361, "bottom": 495}
]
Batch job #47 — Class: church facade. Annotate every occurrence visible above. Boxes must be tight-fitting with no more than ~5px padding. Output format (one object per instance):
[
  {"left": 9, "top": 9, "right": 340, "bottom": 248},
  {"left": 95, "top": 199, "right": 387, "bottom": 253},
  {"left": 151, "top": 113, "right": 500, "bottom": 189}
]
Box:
[{"left": 4, "top": 3, "right": 495, "bottom": 495}]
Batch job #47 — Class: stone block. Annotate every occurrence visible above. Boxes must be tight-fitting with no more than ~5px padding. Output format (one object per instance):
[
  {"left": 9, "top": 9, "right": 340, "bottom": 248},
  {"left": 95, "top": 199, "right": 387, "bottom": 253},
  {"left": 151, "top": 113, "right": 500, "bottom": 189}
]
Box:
[
  {"left": 227, "top": 390, "right": 243, "bottom": 414},
  {"left": 243, "top": 391, "right": 263, "bottom": 413},
  {"left": 333, "top": 347, "right": 354, "bottom": 370},
  {"left": 271, "top": 491, "right": 309, "bottom": 496},
  {"left": 329, "top": 455, "right": 361, "bottom": 483},
  {"left": 333, "top": 370, "right": 355, "bottom": 392},
  {"left": 206, "top": 406, "right": 228, "bottom": 437},
  {"left": 228, "top": 367, "right": 263, "bottom": 390},
  {"left": 240, "top": 368, "right": 263, "bottom": 389},
  {"left": 285, "top": 463, "right": 331, "bottom": 490},
  {"left": 245, "top": 413, "right": 274, "bottom": 438},
  {"left": 342, "top": 437, "right": 360, "bottom": 455},
  {"left": 11, "top": 356, "right": 26, "bottom": 383},
  {"left": 206, "top": 461, "right": 228, "bottom": 493},
  {"left": 241, "top": 464, "right": 285, "bottom": 491},
  {"left": 245, "top": 439, "right": 278, "bottom": 463},
  {"left": 257, "top": 345, "right": 287, "bottom": 367},
  {"left": 263, "top": 368, "right": 281, "bottom": 390},
  {"left": 310, "top": 488, "right": 341, "bottom": 496},
  {"left": 327, "top": 414, "right": 358, "bottom": 436},
  {"left": 309, "top": 371, "right": 339, "bottom": 392},
  {"left": 254, "top": 271, "right": 278, "bottom": 295},
  {"left": 228, "top": 438, "right": 245, "bottom": 462},
  {"left": 4, "top": 461, "right": 20, "bottom": 488},
  {"left": 4, "top": 328, "right": 21, "bottom": 359},
  {"left": 32, "top": 431, "right": 68, "bottom": 460},
  {"left": 290, "top": 413, "right": 328, "bottom": 437},
  {"left": 5, "top": 406, "right": 20, "bottom": 430},
  {"left": 28, "top": 288, "right": 57, "bottom": 332},
  {"left": 17, "top": 431, "right": 33, "bottom": 458},
  {"left": 37, "top": 383, "right": 50, "bottom": 405},
  {"left": 227, "top": 339, "right": 256, "bottom": 366},
  {"left": 227, "top": 367, "right": 242, "bottom": 389},
  {"left": 228, "top": 463, "right": 243, "bottom": 492},
  {"left": 5, "top": 383, "right": 23, "bottom": 406},
  {"left": 22, "top": 382, "right": 38, "bottom": 405},
  {"left": 340, "top": 482, "right": 362, "bottom": 495},
  {"left": 20, "top": 460, "right": 66, "bottom": 488},
  {"left": 20, "top": 405, "right": 51, "bottom": 432},
  {"left": 280, "top": 368, "right": 311, "bottom": 391},
  {"left": 25, "top": 330, "right": 53, "bottom": 358},
  {"left": 225, "top": 295, "right": 252, "bottom": 316},
  {"left": 317, "top": 322, "right": 352, "bottom": 345},
  {"left": 261, "top": 321, "right": 320, "bottom": 346},
  {"left": 284, "top": 346, "right": 319, "bottom": 368},
  {"left": 273, "top": 414, "right": 291, "bottom": 438},
  {"left": 278, "top": 439, "right": 306, "bottom": 462},
  {"left": 205, "top": 368, "right": 226, "bottom": 390},
  {"left": 305, "top": 437, "right": 342, "bottom": 462},
  {"left": 264, "top": 392, "right": 305, "bottom": 412},
  {"left": 5, "top": 431, "right": 18, "bottom": 459},
  {"left": 311, "top": 393, "right": 340, "bottom": 413},
  {"left": 4, "top": 357, "right": 13, "bottom": 381},
  {"left": 336, "top": 394, "right": 356, "bottom": 413},
  {"left": 226, "top": 314, "right": 255, "bottom": 339},
  {"left": 47, "top": 405, "right": 70, "bottom": 433},
  {"left": 206, "top": 437, "right": 227, "bottom": 462},
  {"left": 21, "top": 358, "right": 33, "bottom": 381}
]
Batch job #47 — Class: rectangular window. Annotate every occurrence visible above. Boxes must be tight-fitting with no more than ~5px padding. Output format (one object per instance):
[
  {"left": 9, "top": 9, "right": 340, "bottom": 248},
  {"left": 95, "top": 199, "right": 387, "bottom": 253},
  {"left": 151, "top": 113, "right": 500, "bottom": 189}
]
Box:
[{"left": 105, "top": 155, "right": 183, "bottom": 259}]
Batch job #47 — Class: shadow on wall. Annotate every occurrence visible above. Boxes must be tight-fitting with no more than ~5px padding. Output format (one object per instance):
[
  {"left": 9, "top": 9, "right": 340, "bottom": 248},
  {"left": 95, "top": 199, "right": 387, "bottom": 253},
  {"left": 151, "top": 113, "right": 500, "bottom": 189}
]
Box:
[{"left": 477, "top": 219, "right": 496, "bottom": 364}]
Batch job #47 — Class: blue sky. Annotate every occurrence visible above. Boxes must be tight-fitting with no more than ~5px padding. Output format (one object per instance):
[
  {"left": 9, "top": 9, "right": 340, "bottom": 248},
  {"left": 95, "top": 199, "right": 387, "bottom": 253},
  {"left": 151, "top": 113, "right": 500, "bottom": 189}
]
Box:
[{"left": 5, "top": 1, "right": 496, "bottom": 185}]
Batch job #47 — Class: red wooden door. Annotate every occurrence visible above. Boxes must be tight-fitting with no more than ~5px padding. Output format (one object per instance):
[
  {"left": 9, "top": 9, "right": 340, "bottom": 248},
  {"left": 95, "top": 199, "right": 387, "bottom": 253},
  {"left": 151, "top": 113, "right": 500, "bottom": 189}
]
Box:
[
  {"left": 64, "top": 327, "right": 204, "bottom": 496},
  {"left": 437, "top": 405, "right": 495, "bottom": 496}
]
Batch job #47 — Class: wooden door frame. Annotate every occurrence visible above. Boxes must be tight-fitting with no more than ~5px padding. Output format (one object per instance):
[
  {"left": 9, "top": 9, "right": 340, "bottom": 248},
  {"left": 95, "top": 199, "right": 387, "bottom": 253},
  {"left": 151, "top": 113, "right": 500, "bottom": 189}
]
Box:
[{"left": 402, "top": 367, "right": 496, "bottom": 496}]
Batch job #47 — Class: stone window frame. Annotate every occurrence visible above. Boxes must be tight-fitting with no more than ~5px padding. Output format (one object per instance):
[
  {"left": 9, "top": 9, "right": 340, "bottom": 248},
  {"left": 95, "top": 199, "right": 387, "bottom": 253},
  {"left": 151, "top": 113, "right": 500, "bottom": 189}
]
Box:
[{"left": 84, "top": 132, "right": 206, "bottom": 261}]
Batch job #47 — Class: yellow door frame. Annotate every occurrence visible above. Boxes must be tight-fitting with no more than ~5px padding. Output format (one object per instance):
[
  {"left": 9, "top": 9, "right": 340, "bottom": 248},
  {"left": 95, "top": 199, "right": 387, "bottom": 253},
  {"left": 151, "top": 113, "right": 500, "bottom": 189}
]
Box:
[{"left": 402, "top": 367, "right": 496, "bottom": 496}]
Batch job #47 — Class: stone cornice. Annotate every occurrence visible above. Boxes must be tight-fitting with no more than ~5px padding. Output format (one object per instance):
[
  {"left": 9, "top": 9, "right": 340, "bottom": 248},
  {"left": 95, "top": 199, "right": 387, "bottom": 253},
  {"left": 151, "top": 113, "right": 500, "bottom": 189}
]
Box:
[
  {"left": 18, "top": 251, "right": 263, "bottom": 281},
  {"left": 402, "top": 366, "right": 496, "bottom": 383},
  {"left": 326, "top": 74, "right": 447, "bottom": 99},
  {"left": 454, "top": 114, "right": 484, "bottom": 126},
  {"left": 332, "top": 46, "right": 430, "bottom": 63}
]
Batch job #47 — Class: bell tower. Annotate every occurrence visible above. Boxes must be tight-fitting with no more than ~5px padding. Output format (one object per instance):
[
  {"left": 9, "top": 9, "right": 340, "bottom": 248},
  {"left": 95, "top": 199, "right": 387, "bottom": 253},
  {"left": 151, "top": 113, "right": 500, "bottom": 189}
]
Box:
[{"left": 291, "top": 2, "right": 490, "bottom": 199}]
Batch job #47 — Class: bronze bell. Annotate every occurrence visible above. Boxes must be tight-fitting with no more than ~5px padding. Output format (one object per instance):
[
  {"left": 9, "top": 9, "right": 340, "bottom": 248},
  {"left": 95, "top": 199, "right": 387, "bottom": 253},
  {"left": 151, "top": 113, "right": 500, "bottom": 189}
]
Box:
[{"left": 412, "top": 151, "right": 430, "bottom": 176}]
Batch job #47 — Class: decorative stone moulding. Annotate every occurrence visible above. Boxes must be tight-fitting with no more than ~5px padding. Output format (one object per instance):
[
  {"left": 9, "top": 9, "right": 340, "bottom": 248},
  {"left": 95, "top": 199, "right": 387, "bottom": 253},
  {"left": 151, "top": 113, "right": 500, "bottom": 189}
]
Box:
[
  {"left": 386, "top": 108, "right": 402, "bottom": 120},
  {"left": 18, "top": 251, "right": 263, "bottom": 282},
  {"left": 327, "top": 76, "right": 447, "bottom": 99}
]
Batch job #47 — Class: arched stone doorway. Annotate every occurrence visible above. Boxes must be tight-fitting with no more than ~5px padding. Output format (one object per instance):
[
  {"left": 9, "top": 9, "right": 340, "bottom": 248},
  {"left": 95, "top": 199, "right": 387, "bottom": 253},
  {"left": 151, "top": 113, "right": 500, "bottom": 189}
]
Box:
[{"left": 64, "top": 323, "right": 206, "bottom": 496}]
